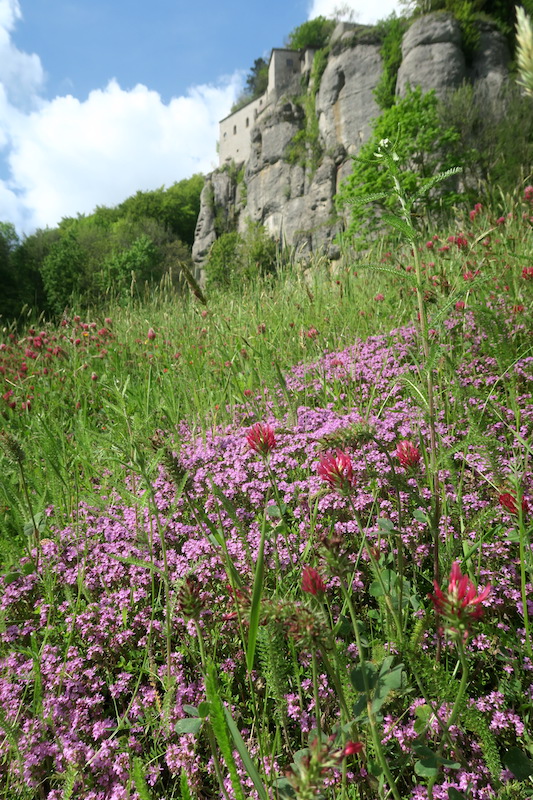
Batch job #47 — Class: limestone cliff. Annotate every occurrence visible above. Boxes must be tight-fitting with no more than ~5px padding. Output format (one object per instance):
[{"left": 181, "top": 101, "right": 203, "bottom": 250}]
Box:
[{"left": 192, "top": 13, "right": 510, "bottom": 268}]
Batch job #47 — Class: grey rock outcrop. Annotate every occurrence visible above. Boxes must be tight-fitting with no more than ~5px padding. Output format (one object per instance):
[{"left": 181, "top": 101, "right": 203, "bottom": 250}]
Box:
[
  {"left": 316, "top": 43, "right": 382, "bottom": 155},
  {"left": 396, "top": 13, "right": 466, "bottom": 98},
  {"left": 193, "top": 13, "right": 511, "bottom": 270}
]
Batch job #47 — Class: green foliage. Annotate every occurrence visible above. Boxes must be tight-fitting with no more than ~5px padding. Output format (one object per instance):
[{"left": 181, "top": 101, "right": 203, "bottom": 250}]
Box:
[
  {"left": 205, "top": 660, "right": 246, "bottom": 800},
  {"left": 115, "top": 174, "right": 203, "bottom": 246},
  {"left": 40, "top": 230, "right": 90, "bottom": 315},
  {"left": 285, "top": 16, "right": 336, "bottom": 50},
  {"left": 205, "top": 222, "right": 277, "bottom": 290},
  {"left": 285, "top": 50, "right": 326, "bottom": 171},
  {"left": 406, "top": 0, "right": 523, "bottom": 32},
  {"left": 98, "top": 235, "right": 164, "bottom": 297},
  {"left": 205, "top": 232, "right": 242, "bottom": 289},
  {"left": 0, "top": 222, "right": 22, "bottom": 320},
  {"left": 373, "top": 15, "right": 410, "bottom": 109},
  {"left": 336, "top": 87, "right": 462, "bottom": 243},
  {"left": 438, "top": 82, "right": 533, "bottom": 199},
  {"left": 231, "top": 58, "right": 269, "bottom": 112}
]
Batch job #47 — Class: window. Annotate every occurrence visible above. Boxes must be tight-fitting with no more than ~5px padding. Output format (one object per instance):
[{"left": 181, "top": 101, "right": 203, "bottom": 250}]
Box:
[
  {"left": 246, "top": 118, "right": 249, "bottom": 127},
  {"left": 233, "top": 125, "right": 237, "bottom": 135},
  {"left": 287, "top": 58, "right": 293, "bottom": 67}
]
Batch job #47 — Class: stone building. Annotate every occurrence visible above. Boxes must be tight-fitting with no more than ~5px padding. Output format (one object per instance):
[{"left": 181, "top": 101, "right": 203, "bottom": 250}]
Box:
[{"left": 219, "top": 47, "right": 316, "bottom": 166}]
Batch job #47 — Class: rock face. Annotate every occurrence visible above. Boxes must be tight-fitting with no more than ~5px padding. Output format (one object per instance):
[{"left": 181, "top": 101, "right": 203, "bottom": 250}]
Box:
[{"left": 192, "top": 13, "right": 510, "bottom": 271}]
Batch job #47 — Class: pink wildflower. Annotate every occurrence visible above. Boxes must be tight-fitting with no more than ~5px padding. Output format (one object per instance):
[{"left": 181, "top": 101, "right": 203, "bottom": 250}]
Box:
[
  {"left": 317, "top": 450, "right": 355, "bottom": 493},
  {"left": 429, "top": 562, "right": 491, "bottom": 637},
  {"left": 396, "top": 440, "right": 421, "bottom": 468},
  {"left": 499, "top": 492, "right": 529, "bottom": 517},
  {"left": 301, "top": 566, "right": 326, "bottom": 597},
  {"left": 246, "top": 422, "right": 276, "bottom": 456}
]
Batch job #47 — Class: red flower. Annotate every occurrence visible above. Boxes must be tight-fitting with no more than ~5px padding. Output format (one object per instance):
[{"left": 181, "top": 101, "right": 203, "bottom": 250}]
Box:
[
  {"left": 499, "top": 492, "right": 529, "bottom": 516},
  {"left": 246, "top": 423, "right": 276, "bottom": 456},
  {"left": 301, "top": 566, "right": 326, "bottom": 597},
  {"left": 524, "top": 185, "right": 533, "bottom": 202},
  {"left": 429, "top": 561, "right": 491, "bottom": 637},
  {"left": 343, "top": 741, "right": 364, "bottom": 757},
  {"left": 147, "top": 328, "right": 156, "bottom": 340},
  {"left": 396, "top": 440, "right": 420, "bottom": 468},
  {"left": 317, "top": 450, "right": 355, "bottom": 493}
]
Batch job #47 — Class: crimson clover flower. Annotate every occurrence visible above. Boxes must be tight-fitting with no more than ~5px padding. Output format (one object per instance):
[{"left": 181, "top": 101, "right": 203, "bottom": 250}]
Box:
[
  {"left": 429, "top": 561, "right": 491, "bottom": 637},
  {"left": 498, "top": 491, "right": 529, "bottom": 517},
  {"left": 317, "top": 450, "right": 355, "bottom": 493},
  {"left": 342, "top": 741, "right": 364, "bottom": 757},
  {"left": 246, "top": 422, "right": 276, "bottom": 457},
  {"left": 301, "top": 566, "right": 326, "bottom": 597},
  {"left": 395, "top": 440, "right": 421, "bottom": 468}
]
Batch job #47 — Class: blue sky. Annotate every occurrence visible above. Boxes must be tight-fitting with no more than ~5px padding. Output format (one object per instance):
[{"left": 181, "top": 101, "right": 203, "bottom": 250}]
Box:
[{"left": 0, "top": 0, "right": 403, "bottom": 234}]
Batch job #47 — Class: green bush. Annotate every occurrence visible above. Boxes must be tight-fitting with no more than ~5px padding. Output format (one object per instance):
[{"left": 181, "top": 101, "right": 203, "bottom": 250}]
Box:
[
  {"left": 205, "top": 232, "right": 243, "bottom": 289},
  {"left": 438, "top": 83, "right": 533, "bottom": 200},
  {"left": 285, "top": 17, "right": 335, "bottom": 50},
  {"left": 373, "top": 16, "right": 410, "bottom": 109},
  {"left": 336, "top": 87, "right": 463, "bottom": 243},
  {"left": 205, "top": 223, "right": 277, "bottom": 290},
  {"left": 98, "top": 235, "right": 164, "bottom": 297},
  {"left": 40, "top": 230, "right": 90, "bottom": 316}
]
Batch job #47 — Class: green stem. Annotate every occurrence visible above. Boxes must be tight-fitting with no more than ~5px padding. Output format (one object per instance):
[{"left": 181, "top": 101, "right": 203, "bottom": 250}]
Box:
[
  {"left": 427, "top": 637, "right": 469, "bottom": 800},
  {"left": 338, "top": 576, "right": 402, "bottom": 800},
  {"left": 311, "top": 651, "right": 322, "bottom": 741}
]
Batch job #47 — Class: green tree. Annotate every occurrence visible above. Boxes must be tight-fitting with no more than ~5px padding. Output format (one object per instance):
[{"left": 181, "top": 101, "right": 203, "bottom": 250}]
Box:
[
  {"left": 98, "top": 235, "right": 164, "bottom": 297},
  {"left": 245, "top": 58, "right": 269, "bottom": 98},
  {"left": 205, "top": 232, "right": 243, "bottom": 289},
  {"left": 40, "top": 230, "right": 89, "bottom": 316},
  {"left": 116, "top": 174, "right": 203, "bottom": 245},
  {"left": 285, "top": 17, "right": 336, "bottom": 50},
  {"left": 231, "top": 58, "right": 269, "bottom": 112},
  {"left": 336, "top": 87, "right": 462, "bottom": 242},
  {"left": 0, "top": 222, "right": 21, "bottom": 320}
]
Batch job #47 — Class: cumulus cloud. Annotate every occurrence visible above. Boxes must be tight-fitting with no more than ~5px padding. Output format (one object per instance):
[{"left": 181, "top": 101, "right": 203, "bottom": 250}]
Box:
[
  {"left": 0, "top": 0, "right": 43, "bottom": 107},
  {"left": 307, "top": 0, "right": 404, "bottom": 25},
  {"left": 0, "top": 1, "right": 242, "bottom": 233}
]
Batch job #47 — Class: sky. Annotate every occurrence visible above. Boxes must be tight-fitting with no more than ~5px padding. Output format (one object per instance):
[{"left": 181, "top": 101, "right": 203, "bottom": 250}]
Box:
[{"left": 0, "top": 0, "right": 404, "bottom": 235}]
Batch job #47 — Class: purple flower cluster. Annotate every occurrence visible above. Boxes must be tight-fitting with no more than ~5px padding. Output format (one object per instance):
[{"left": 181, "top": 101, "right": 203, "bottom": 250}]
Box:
[{"left": 0, "top": 314, "right": 532, "bottom": 798}]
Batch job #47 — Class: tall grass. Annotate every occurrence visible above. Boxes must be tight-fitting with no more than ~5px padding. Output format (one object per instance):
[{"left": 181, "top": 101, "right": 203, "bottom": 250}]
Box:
[{"left": 0, "top": 194, "right": 532, "bottom": 800}]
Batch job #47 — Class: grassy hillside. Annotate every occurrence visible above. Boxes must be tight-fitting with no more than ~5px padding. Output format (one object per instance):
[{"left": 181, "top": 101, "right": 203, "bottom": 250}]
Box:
[{"left": 0, "top": 188, "right": 532, "bottom": 799}]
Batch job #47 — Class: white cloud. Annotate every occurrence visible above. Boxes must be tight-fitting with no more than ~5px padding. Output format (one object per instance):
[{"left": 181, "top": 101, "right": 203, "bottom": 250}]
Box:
[
  {"left": 2, "top": 77, "right": 241, "bottom": 231},
  {"left": 307, "top": 0, "right": 404, "bottom": 25},
  {"left": 0, "top": 0, "right": 44, "bottom": 107},
  {"left": 0, "top": 1, "right": 242, "bottom": 233}
]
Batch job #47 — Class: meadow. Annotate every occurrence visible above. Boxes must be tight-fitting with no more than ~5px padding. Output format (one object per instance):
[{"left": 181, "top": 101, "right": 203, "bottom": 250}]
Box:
[{"left": 0, "top": 188, "right": 532, "bottom": 800}]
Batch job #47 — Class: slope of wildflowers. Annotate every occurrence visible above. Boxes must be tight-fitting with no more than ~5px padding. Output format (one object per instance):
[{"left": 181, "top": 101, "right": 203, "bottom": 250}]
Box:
[{"left": 0, "top": 197, "right": 532, "bottom": 799}]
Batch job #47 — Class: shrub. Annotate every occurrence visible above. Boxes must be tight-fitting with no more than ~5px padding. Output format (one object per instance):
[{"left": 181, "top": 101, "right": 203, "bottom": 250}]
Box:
[
  {"left": 336, "top": 87, "right": 463, "bottom": 243},
  {"left": 285, "top": 16, "right": 336, "bottom": 50},
  {"left": 205, "top": 232, "right": 243, "bottom": 289},
  {"left": 40, "top": 230, "right": 90, "bottom": 316}
]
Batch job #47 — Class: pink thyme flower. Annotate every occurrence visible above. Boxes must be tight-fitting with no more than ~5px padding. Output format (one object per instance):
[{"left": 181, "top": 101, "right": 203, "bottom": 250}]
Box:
[
  {"left": 301, "top": 566, "right": 326, "bottom": 597},
  {"left": 396, "top": 440, "right": 421, "bottom": 468},
  {"left": 499, "top": 492, "right": 529, "bottom": 517},
  {"left": 246, "top": 422, "right": 276, "bottom": 456},
  {"left": 317, "top": 450, "right": 355, "bottom": 493},
  {"left": 429, "top": 561, "right": 491, "bottom": 637},
  {"left": 524, "top": 185, "right": 533, "bottom": 202}
]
